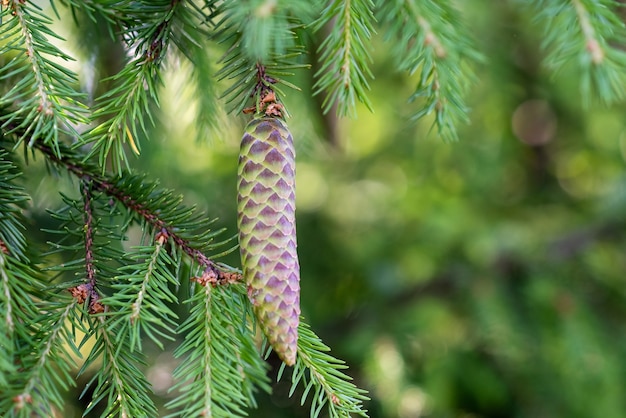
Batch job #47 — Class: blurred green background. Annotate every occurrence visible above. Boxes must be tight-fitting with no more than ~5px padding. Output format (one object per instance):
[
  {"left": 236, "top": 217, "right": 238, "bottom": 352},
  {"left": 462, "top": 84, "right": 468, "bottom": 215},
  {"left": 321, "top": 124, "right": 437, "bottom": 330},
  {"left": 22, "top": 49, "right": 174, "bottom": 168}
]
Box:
[{"left": 22, "top": 2, "right": 626, "bottom": 417}]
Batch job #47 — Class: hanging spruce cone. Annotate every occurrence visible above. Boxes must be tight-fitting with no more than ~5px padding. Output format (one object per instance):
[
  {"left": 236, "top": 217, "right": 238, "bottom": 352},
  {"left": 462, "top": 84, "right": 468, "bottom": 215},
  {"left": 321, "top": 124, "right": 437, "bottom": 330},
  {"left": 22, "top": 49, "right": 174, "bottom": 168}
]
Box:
[{"left": 237, "top": 115, "right": 300, "bottom": 366}]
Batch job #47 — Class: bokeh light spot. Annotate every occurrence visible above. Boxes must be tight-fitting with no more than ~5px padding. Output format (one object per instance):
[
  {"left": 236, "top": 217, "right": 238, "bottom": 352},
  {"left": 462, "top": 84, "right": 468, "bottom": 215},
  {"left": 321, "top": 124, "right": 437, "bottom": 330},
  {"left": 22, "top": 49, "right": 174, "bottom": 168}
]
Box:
[{"left": 512, "top": 99, "right": 557, "bottom": 146}]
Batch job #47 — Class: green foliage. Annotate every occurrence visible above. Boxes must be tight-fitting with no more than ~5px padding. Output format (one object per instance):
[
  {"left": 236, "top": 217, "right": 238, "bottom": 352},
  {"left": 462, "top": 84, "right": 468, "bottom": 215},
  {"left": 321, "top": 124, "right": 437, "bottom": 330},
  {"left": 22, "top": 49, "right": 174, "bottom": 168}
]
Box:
[
  {"left": 0, "top": 150, "right": 28, "bottom": 260},
  {"left": 1, "top": 151, "right": 83, "bottom": 416},
  {"left": 166, "top": 284, "right": 270, "bottom": 417},
  {"left": 3, "top": 1, "right": 626, "bottom": 418},
  {"left": 0, "top": 1, "right": 86, "bottom": 154},
  {"left": 376, "top": 0, "right": 480, "bottom": 140},
  {"left": 81, "top": 316, "right": 158, "bottom": 417},
  {"left": 104, "top": 243, "right": 180, "bottom": 351},
  {"left": 314, "top": 0, "right": 376, "bottom": 116},
  {"left": 79, "top": 1, "right": 188, "bottom": 173},
  {"left": 281, "top": 322, "right": 369, "bottom": 418},
  {"left": 522, "top": 0, "right": 626, "bottom": 104}
]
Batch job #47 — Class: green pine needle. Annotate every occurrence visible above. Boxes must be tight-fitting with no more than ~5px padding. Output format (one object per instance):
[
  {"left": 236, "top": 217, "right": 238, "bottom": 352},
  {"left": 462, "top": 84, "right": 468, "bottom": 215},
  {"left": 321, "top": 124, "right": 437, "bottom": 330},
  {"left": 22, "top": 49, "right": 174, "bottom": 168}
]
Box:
[
  {"left": 80, "top": 316, "right": 158, "bottom": 418},
  {"left": 0, "top": 1, "right": 87, "bottom": 155},
  {"left": 522, "top": 0, "right": 626, "bottom": 105},
  {"left": 377, "top": 0, "right": 480, "bottom": 141},
  {"left": 165, "top": 283, "right": 270, "bottom": 418},
  {"left": 313, "top": 0, "right": 376, "bottom": 117},
  {"left": 102, "top": 243, "right": 180, "bottom": 352},
  {"left": 277, "top": 321, "right": 370, "bottom": 418}
]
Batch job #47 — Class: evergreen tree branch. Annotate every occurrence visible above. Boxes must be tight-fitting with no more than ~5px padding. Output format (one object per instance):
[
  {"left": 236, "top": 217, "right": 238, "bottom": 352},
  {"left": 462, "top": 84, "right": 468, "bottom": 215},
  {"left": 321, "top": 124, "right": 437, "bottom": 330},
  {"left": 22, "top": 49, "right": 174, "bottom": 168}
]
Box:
[
  {"left": 31, "top": 140, "right": 239, "bottom": 283},
  {"left": 279, "top": 321, "right": 369, "bottom": 418},
  {"left": 166, "top": 282, "right": 270, "bottom": 418},
  {"left": 0, "top": 150, "right": 39, "bottom": 397},
  {"left": 216, "top": 0, "right": 312, "bottom": 63},
  {"left": 0, "top": 167, "right": 89, "bottom": 414},
  {"left": 313, "top": 0, "right": 375, "bottom": 116},
  {"left": 377, "top": 0, "right": 480, "bottom": 141},
  {"left": 213, "top": 1, "right": 308, "bottom": 115},
  {"left": 0, "top": 149, "right": 29, "bottom": 261},
  {"left": 0, "top": 255, "right": 50, "bottom": 413},
  {"left": 216, "top": 46, "right": 306, "bottom": 115},
  {"left": 0, "top": 251, "right": 13, "bottom": 334},
  {"left": 523, "top": 0, "right": 626, "bottom": 103},
  {"left": 572, "top": 0, "right": 604, "bottom": 64},
  {"left": 0, "top": 188, "right": 86, "bottom": 415},
  {"left": 0, "top": 251, "right": 16, "bottom": 389},
  {"left": 43, "top": 189, "right": 161, "bottom": 416},
  {"left": 82, "top": 316, "right": 158, "bottom": 417},
  {"left": 80, "top": 0, "right": 189, "bottom": 173},
  {"left": 103, "top": 239, "right": 180, "bottom": 351},
  {"left": 7, "top": 299, "right": 82, "bottom": 417},
  {"left": 0, "top": 0, "right": 86, "bottom": 154}
]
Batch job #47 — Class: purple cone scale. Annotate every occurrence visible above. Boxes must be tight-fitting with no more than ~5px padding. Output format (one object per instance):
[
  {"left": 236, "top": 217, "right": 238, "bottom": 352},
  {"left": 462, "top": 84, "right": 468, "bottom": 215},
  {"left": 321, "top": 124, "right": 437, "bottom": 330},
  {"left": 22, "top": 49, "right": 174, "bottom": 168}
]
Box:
[{"left": 237, "top": 116, "right": 300, "bottom": 365}]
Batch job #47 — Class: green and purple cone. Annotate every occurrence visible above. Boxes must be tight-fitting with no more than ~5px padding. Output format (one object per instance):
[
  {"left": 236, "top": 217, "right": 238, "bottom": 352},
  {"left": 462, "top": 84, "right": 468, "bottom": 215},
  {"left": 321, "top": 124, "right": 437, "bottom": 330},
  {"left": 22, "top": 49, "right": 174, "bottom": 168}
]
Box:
[{"left": 237, "top": 116, "right": 300, "bottom": 365}]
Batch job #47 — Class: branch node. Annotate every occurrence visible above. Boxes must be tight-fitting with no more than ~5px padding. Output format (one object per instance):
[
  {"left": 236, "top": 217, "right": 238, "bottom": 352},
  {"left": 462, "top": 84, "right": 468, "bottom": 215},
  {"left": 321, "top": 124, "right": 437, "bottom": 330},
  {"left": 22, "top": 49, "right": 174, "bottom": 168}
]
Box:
[
  {"left": 155, "top": 229, "right": 169, "bottom": 245},
  {"left": 0, "top": 239, "right": 9, "bottom": 255},
  {"left": 12, "top": 394, "right": 32, "bottom": 410},
  {"left": 192, "top": 267, "right": 241, "bottom": 287}
]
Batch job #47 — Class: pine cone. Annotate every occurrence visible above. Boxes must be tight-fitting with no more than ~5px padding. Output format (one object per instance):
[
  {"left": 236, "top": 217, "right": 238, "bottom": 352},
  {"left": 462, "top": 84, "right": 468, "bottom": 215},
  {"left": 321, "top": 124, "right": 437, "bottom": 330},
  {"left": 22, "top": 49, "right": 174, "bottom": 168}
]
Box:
[{"left": 237, "top": 116, "right": 300, "bottom": 365}]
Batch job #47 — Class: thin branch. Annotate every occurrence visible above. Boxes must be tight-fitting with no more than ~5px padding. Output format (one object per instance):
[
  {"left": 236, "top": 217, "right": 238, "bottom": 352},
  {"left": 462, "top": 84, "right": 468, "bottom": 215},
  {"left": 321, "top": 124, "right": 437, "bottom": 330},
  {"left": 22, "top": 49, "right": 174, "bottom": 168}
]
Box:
[
  {"left": 201, "top": 284, "right": 213, "bottom": 416},
  {"left": 130, "top": 238, "right": 165, "bottom": 323},
  {"left": 11, "top": 301, "right": 78, "bottom": 415},
  {"left": 33, "top": 141, "right": 237, "bottom": 284},
  {"left": 96, "top": 316, "right": 139, "bottom": 417},
  {"left": 11, "top": 1, "right": 52, "bottom": 116},
  {"left": 340, "top": 0, "right": 354, "bottom": 90},
  {"left": 416, "top": 14, "right": 446, "bottom": 59},
  {"left": 314, "top": 0, "right": 375, "bottom": 115},
  {"left": 82, "top": 180, "right": 96, "bottom": 288},
  {"left": 571, "top": 0, "right": 604, "bottom": 64},
  {"left": 0, "top": 252, "right": 14, "bottom": 333}
]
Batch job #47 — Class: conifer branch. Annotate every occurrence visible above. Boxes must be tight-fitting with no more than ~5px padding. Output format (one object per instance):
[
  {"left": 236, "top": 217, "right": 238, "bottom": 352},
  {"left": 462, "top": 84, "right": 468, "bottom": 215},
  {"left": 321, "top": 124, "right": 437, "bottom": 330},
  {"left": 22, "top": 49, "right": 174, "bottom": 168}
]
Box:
[
  {"left": 0, "top": 187, "right": 28, "bottom": 261},
  {"left": 0, "top": 252, "right": 13, "bottom": 333},
  {"left": 9, "top": 300, "right": 80, "bottom": 417},
  {"left": 32, "top": 141, "right": 236, "bottom": 283},
  {"left": 13, "top": 3, "right": 52, "bottom": 118},
  {"left": 525, "top": 0, "right": 626, "bottom": 103},
  {"left": 167, "top": 284, "right": 269, "bottom": 417},
  {"left": 81, "top": 1, "right": 187, "bottom": 173},
  {"left": 104, "top": 240, "right": 180, "bottom": 351},
  {"left": 0, "top": 0, "right": 86, "bottom": 153},
  {"left": 0, "top": 150, "right": 34, "bottom": 393},
  {"left": 0, "top": 256, "right": 48, "bottom": 410},
  {"left": 217, "top": 0, "right": 311, "bottom": 63},
  {"left": 83, "top": 316, "right": 158, "bottom": 417},
  {"left": 314, "top": 0, "right": 375, "bottom": 116},
  {"left": 279, "top": 321, "right": 369, "bottom": 418},
  {"left": 130, "top": 241, "right": 165, "bottom": 323},
  {"left": 572, "top": 0, "right": 604, "bottom": 64},
  {"left": 0, "top": 253, "right": 14, "bottom": 391},
  {"left": 213, "top": 1, "right": 308, "bottom": 115},
  {"left": 377, "top": 0, "right": 479, "bottom": 141}
]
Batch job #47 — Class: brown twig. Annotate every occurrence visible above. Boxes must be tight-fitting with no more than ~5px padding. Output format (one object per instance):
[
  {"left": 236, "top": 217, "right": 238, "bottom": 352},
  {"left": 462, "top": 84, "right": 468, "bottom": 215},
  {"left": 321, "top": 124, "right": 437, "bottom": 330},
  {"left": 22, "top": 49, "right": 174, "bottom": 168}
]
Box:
[{"left": 32, "top": 142, "right": 240, "bottom": 286}]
